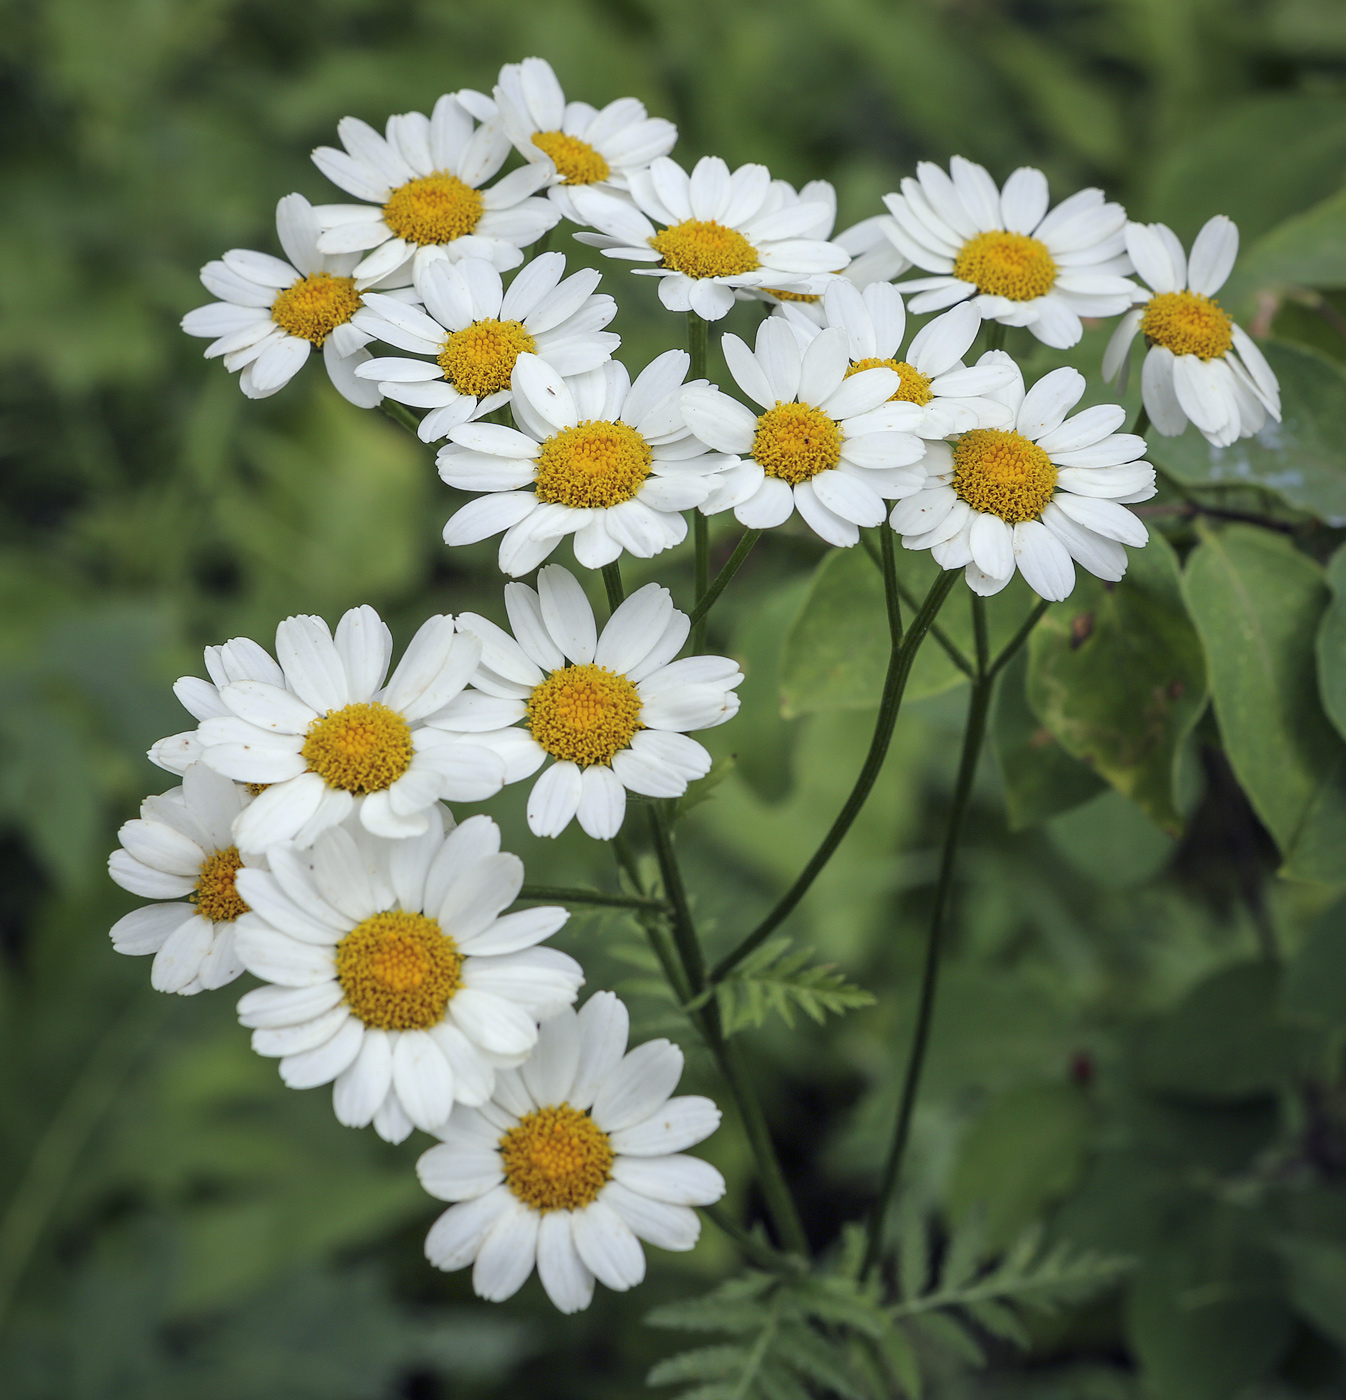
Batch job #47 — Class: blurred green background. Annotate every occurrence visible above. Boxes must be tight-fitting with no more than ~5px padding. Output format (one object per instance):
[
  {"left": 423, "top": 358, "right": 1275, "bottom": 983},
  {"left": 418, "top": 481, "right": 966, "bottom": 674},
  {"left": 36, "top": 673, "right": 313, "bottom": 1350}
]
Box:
[{"left": 5, "top": 0, "right": 1346, "bottom": 1396}]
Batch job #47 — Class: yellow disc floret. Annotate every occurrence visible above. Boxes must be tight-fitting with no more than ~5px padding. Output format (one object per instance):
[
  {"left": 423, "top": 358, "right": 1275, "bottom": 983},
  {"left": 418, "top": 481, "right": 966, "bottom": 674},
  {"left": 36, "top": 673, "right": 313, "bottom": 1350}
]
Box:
[
  {"left": 382, "top": 173, "right": 484, "bottom": 246},
  {"left": 527, "top": 664, "right": 644, "bottom": 767},
  {"left": 953, "top": 428, "right": 1057, "bottom": 524},
  {"left": 752, "top": 402, "right": 843, "bottom": 485},
  {"left": 302, "top": 701, "right": 414, "bottom": 794},
  {"left": 954, "top": 231, "right": 1058, "bottom": 302},
  {"left": 270, "top": 273, "right": 361, "bottom": 346},
  {"left": 1140, "top": 290, "right": 1234, "bottom": 361},
  {"left": 336, "top": 910, "right": 463, "bottom": 1031},
  {"left": 193, "top": 846, "right": 249, "bottom": 924},
  {"left": 846, "top": 356, "right": 934, "bottom": 406},
  {"left": 532, "top": 131, "right": 610, "bottom": 186},
  {"left": 534, "top": 420, "right": 653, "bottom": 509},
  {"left": 500, "top": 1103, "right": 615, "bottom": 1212},
  {"left": 437, "top": 319, "right": 537, "bottom": 397},
  {"left": 649, "top": 220, "right": 761, "bottom": 280}
]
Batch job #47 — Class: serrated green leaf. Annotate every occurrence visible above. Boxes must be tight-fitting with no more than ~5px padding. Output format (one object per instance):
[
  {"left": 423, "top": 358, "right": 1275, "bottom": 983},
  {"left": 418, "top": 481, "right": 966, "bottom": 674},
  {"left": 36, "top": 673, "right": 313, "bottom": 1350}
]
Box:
[
  {"left": 648, "top": 1345, "right": 751, "bottom": 1386},
  {"left": 896, "top": 1210, "right": 930, "bottom": 1303},
  {"left": 908, "top": 1311, "right": 986, "bottom": 1366},
  {"left": 714, "top": 936, "right": 874, "bottom": 1035},
  {"left": 772, "top": 1328, "right": 869, "bottom": 1400},
  {"left": 964, "top": 1299, "right": 1030, "bottom": 1347},
  {"left": 881, "top": 1326, "right": 924, "bottom": 1399}
]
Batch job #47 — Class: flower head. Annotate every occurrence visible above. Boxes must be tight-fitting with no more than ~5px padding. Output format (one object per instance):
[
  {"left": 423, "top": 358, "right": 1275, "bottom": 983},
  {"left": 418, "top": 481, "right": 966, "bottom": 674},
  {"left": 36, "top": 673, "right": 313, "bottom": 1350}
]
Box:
[
  {"left": 166, "top": 605, "right": 505, "bottom": 853},
  {"left": 890, "top": 352, "right": 1153, "bottom": 601},
  {"left": 570, "top": 155, "right": 850, "bottom": 320},
  {"left": 426, "top": 566, "right": 742, "bottom": 840},
  {"left": 493, "top": 57, "right": 678, "bottom": 225},
  {"left": 883, "top": 157, "right": 1138, "bottom": 348},
  {"left": 351, "top": 252, "right": 619, "bottom": 442},
  {"left": 233, "top": 813, "right": 580, "bottom": 1142},
  {"left": 680, "top": 317, "right": 929, "bottom": 547},
  {"left": 108, "top": 764, "right": 262, "bottom": 994},
  {"left": 439, "top": 351, "right": 737, "bottom": 575},
  {"left": 419, "top": 992, "right": 724, "bottom": 1313},
  {"left": 1104, "top": 215, "right": 1280, "bottom": 447},
  {"left": 181, "top": 193, "right": 406, "bottom": 405},
  {"left": 310, "top": 94, "right": 559, "bottom": 288}
]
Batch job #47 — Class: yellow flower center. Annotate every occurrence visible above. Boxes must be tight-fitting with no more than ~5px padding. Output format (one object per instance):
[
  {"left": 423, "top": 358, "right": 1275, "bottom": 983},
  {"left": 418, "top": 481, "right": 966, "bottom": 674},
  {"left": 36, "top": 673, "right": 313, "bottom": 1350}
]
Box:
[
  {"left": 534, "top": 420, "right": 653, "bottom": 509},
  {"left": 531, "top": 130, "right": 611, "bottom": 186},
  {"left": 649, "top": 220, "right": 761, "bottom": 280},
  {"left": 437, "top": 319, "right": 537, "bottom": 397},
  {"left": 763, "top": 287, "right": 821, "bottom": 303},
  {"left": 500, "top": 1103, "right": 615, "bottom": 1212},
  {"left": 526, "top": 664, "right": 644, "bottom": 767},
  {"left": 335, "top": 910, "right": 463, "bottom": 1031},
  {"left": 752, "top": 402, "right": 842, "bottom": 485},
  {"left": 245, "top": 782, "right": 271, "bottom": 797},
  {"left": 382, "top": 173, "right": 484, "bottom": 246},
  {"left": 302, "top": 701, "right": 414, "bottom": 794},
  {"left": 1140, "top": 290, "right": 1234, "bottom": 361},
  {"left": 270, "top": 273, "right": 361, "bottom": 346},
  {"left": 954, "top": 231, "right": 1058, "bottom": 302},
  {"left": 193, "top": 846, "right": 249, "bottom": 924},
  {"left": 846, "top": 356, "right": 934, "bottom": 406},
  {"left": 953, "top": 428, "right": 1057, "bottom": 524}
]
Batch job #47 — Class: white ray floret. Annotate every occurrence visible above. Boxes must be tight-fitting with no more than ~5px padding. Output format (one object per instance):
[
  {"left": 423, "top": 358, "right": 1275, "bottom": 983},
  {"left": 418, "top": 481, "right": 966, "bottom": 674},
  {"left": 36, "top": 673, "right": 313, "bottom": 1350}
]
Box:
[
  {"left": 426, "top": 566, "right": 742, "bottom": 840},
  {"left": 780, "top": 285, "right": 1017, "bottom": 439},
  {"left": 233, "top": 813, "right": 581, "bottom": 1144},
  {"left": 310, "top": 93, "right": 559, "bottom": 288},
  {"left": 493, "top": 57, "right": 677, "bottom": 225},
  {"left": 1103, "top": 215, "right": 1281, "bottom": 448},
  {"left": 568, "top": 155, "right": 851, "bottom": 321},
  {"left": 419, "top": 993, "right": 724, "bottom": 1313},
  {"left": 178, "top": 604, "right": 504, "bottom": 853},
  {"left": 883, "top": 156, "right": 1138, "bottom": 349},
  {"left": 352, "top": 252, "right": 619, "bottom": 442},
  {"left": 439, "top": 351, "right": 739, "bottom": 575},
  {"left": 181, "top": 193, "right": 416, "bottom": 406},
  {"left": 108, "top": 764, "right": 262, "bottom": 995},
  {"left": 680, "top": 318, "right": 929, "bottom": 548},
  {"left": 890, "top": 351, "right": 1153, "bottom": 602}
]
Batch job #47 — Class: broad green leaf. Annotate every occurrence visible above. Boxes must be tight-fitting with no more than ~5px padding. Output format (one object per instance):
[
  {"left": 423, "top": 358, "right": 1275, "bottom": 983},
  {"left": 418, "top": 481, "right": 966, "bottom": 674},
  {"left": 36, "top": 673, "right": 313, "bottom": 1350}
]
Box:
[
  {"left": 1046, "top": 788, "right": 1174, "bottom": 889},
  {"left": 1154, "top": 343, "right": 1346, "bottom": 527},
  {"left": 947, "top": 1083, "right": 1093, "bottom": 1250},
  {"left": 1224, "top": 185, "right": 1346, "bottom": 305},
  {"left": 1137, "top": 963, "right": 1304, "bottom": 1101},
  {"left": 1317, "top": 541, "right": 1346, "bottom": 742},
  {"left": 1182, "top": 522, "right": 1346, "bottom": 881},
  {"left": 1281, "top": 897, "right": 1346, "bottom": 1026},
  {"left": 1027, "top": 532, "right": 1207, "bottom": 834},
  {"left": 992, "top": 647, "right": 1105, "bottom": 830},
  {"left": 1276, "top": 1235, "right": 1346, "bottom": 1348},
  {"left": 780, "top": 546, "right": 1033, "bottom": 717}
]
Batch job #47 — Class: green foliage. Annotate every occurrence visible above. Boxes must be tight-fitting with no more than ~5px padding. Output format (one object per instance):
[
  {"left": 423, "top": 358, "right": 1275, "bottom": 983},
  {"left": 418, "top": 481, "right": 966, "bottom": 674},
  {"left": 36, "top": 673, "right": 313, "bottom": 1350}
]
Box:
[{"left": 712, "top": 936, "right": 875, "bottom": 1035}]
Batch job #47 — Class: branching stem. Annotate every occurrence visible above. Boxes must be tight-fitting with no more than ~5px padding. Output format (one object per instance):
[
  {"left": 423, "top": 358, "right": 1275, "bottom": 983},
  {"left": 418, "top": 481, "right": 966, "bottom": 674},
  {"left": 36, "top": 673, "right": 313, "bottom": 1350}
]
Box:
[
  {"left": 688, "top": 529, "right": 763, "bottom": 630},
  {"left": 518, "top": 883, "right": 667, "bottom": 911}
]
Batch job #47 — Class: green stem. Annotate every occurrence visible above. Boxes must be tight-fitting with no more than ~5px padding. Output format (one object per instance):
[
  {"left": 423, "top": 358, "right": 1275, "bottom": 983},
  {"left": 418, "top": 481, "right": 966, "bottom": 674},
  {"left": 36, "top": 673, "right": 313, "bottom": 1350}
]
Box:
[
  {"left": 980, "top": 322, "right": 1007, "bottom": 354},
  {"left": 859, "top": 533, "right": 972, "bottom": 677},
  {"left": 704, "top": 1203, "right": 807, "bottom": 1274},
  {"left": 687, "top": 310, "right": 709, "bottom": 382},
  {"left": 0, "top": 997, "right": 166, "bottom": 1334},
  {"left": 518, "top": 883, "right": 667, "bottom": 911},
  {"left": 648, "top": 804, "right": 707, "bottom": 991},
  {"left": 989, "top": 599, "right": 1050, "bottom": 677},
  {"left": 379, "top": 399, "right": 422, "bottom": 436},
  {"left": 688, "top": 529, "right": 763, "bottom": 631},
  {"left": 1130, "top": 404, "right": 1150, "bottom": 438},
  {"left": 602, "top": 560, "right": 625, "bottom": 612},
  {"left": 692, "top": 514, "right": 711, "bottom": 652},
  {"left": 711, "top": 568, "right": 959, "bottom": 983}
]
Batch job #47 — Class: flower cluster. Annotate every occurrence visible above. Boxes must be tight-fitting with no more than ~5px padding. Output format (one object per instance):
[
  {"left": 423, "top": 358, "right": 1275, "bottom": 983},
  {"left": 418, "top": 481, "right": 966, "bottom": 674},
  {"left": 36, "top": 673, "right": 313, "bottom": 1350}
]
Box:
[{"left": 116, "top": 54, "right": 1283, "bottom": 1315}]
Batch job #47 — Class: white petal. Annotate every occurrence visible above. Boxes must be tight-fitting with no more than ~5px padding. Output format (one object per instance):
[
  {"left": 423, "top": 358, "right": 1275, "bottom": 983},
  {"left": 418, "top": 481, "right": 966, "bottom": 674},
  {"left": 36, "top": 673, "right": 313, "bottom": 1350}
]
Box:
[
  {"left": 570, "top": 1200, "right": 645, "bottom": 1291},
  {"left": 527, "top": 762, "right": 583, "bottom": 838},
  {"left": 592, "top": 1039, "right": 683, "bottom": 1132},
  {"left": 608, "top": 1096, "right": 722, "bottom": 1156}
]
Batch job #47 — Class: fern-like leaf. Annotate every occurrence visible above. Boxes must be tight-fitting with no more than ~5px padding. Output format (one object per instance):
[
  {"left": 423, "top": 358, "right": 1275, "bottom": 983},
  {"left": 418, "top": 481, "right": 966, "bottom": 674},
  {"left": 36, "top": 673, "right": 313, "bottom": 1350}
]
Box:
[{"left": 712, "top": 937, "right": 874, "bottom": 1035}]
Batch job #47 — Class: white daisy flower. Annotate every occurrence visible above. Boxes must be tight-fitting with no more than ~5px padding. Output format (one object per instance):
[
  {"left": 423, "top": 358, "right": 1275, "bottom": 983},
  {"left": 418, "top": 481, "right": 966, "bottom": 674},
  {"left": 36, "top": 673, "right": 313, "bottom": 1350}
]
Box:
[
  {"left": 191, "top": 605, "right": 505, "bottom": 853},
  {"left": 108, "top": 764, "right": 262, "bottom": 995},
  {"left": 233, "top": 812, "right": 582, "bottom": 1143},
  {"left": 568, "top": 155, "right": 850, "bottom": 321},
  {"left": 181, "top": 193, "right": 412, "bottom": 406},
  {"left": 426, "top": 566, "right": 742, "bottom": 841},
  {"left": 310, "top": 94, "right": 559, "bottom": 288},
  {"left": 418, "top": 992, "right": 724, "bottom": 1313},
  {"left": 438, "top": 350, "right": 737, "bottom": 576},
  {"left": 780, "top": 285, "right": 1017, "bottom": 439},
  {"left": 679, "top": 317, "right": 929, "bottom": 548},
  {"left": 738, "top": 179, "right": 907, "bottom": 313},
  {"left": 883, "top": 157, "right": 1138, "bottom": 349},
  {"left": 1103, "top": 215, "right": 1281, "bottom": 448},
  {"left": 351, "top": 252, "right": 619, "bottom": 443},
  {"left": 890, "top": 351, "right": 1153, "bottom": 601},
  {"left": 492, "top": 57, "right": 677, "bottom": 226}
]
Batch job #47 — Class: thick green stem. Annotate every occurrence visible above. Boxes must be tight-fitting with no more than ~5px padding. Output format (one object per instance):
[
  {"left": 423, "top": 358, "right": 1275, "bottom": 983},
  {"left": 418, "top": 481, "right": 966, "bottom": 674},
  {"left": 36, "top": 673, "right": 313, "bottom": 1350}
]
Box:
[
  {"left": 688, "top": 529, "right": 763, "bottom": 631},
  {"left": 519, "top": 883, "right": 667, "bottom": 911},
  {"left": 602, "top": 560, "right": 625, "bottom": 612},
  {"left": 711, "top": 567, "right": 959, "bottom": 983},
  {"left": 687, "top": 310, "right": 709, "bottom": 382},
  {"left": 861, "top": 534, "right": 972, "bottom": 675},
  {"left": 980, "top": 322, "right": 1008, "bottom": 354},
  {"left": 379, "top": 399, "right": 421, "bottom": 436},
  {"left": 692, "top": 514, "right": 711, "bottom": 652},
  {"left": 648, "top": 804, "right": 707, "bottom": 991}
]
